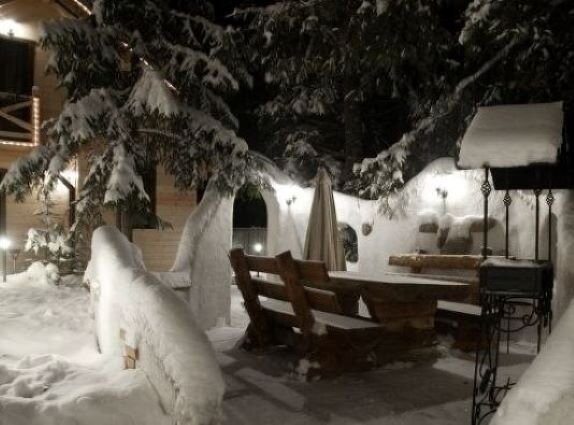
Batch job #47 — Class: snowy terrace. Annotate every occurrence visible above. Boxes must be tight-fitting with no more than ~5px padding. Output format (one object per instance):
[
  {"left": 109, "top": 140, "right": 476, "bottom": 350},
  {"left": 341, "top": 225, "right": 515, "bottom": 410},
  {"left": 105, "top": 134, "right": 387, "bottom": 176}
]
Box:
[{"left": 1, "top": 266, "right": 537, "bottom": 425}]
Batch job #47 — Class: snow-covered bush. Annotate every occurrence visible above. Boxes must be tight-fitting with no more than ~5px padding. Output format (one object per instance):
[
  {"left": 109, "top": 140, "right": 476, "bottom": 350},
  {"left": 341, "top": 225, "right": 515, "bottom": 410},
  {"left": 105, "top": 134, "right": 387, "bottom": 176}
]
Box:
[
  {"left": 4, "top": 262, "right": 61, "bottom": 287},
  {"left": 25, "top": 226, "right": 73, "bottom": 265}
]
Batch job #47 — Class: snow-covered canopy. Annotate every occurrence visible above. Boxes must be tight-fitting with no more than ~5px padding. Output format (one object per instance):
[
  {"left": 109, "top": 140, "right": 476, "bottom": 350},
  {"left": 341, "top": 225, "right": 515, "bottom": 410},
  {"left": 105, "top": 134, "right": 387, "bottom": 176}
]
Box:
[{"left": 458, "top": 101, "right": 564, "bottom": 169}]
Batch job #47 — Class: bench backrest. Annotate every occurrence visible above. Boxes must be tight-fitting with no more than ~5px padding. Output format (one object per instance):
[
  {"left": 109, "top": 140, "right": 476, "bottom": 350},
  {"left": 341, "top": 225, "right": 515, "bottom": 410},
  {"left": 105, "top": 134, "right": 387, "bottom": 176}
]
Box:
[{"left": 229, "top": 248, "right": 341, "bottom": 336}]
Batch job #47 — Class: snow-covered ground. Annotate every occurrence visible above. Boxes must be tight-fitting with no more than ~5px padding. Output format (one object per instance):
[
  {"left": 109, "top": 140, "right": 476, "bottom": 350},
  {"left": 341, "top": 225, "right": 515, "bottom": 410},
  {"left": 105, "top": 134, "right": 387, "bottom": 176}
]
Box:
[
  {"left": 0, "top": 265, "right": 169, "bottom": 425},
  {"left": 1, "top": 266, "right": 536, "bottom": 425}
]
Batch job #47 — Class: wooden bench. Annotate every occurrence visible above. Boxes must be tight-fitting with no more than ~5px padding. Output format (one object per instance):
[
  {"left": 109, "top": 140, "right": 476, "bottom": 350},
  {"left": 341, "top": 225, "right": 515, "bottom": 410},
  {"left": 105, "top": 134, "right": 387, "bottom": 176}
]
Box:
[
  {"left": 229, "top": 248, "right": 434, "bottom": 378},
  {"left": 388, "top": 254, "right": 486, "bottom": 351}
]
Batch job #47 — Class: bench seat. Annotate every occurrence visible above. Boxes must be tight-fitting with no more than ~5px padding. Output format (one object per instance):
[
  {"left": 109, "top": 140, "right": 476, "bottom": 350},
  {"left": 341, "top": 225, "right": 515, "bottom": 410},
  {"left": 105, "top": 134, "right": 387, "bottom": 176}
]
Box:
[
  {"left": 438, "top": 300, "right": 481, "bottom": 316},
  {"left": 260, "top": 298, "right": 381, "bottom": 330}
]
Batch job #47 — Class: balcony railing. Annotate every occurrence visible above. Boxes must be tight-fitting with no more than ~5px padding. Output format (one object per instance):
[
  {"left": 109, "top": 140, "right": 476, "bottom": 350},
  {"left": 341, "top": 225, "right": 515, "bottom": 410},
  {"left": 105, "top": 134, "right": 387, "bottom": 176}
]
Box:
[{"left": 0, "top": 86, "right": 40, "bottom": 146}]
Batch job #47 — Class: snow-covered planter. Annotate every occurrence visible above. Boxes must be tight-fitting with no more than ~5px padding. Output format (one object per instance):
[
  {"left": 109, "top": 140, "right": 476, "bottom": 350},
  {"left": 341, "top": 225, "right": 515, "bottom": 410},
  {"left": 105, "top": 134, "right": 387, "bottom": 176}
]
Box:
[
  {"left": 491, "top": 299, "right": 574, "bottom": 425},
  {"left": 85, "top": 226, "right": 224, "bottom": 425}
]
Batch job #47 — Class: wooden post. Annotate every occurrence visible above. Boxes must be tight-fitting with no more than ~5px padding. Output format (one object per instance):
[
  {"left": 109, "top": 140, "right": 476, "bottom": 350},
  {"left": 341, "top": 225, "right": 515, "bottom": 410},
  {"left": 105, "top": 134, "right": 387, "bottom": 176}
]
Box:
[
  {"left": 229, "top": 248, "right": 271, "bottom": 347},
  {"left": 276, "top": 251, "right": 316, "bottom": 343}
]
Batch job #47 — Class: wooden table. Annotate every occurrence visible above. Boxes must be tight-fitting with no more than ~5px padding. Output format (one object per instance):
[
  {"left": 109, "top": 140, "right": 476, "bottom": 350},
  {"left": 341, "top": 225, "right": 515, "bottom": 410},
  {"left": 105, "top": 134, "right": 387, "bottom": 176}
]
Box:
[{"left": 328, "top": 271, "right": 470, "bottom": 331}]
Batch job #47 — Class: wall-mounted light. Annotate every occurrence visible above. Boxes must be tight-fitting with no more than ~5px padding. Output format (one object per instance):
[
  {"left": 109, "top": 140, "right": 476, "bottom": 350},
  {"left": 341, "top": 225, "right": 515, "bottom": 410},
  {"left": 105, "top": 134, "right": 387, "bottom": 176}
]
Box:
[
  {"left": 436, "top": 187, "right": 448, "bottom": 200},
  {"left": 0, "top": 19, "right": 19, "bottom": 37},
  {"left": 273, "top": 183, "right": 300, "bottom": 207},
  {"left": 0, "top": 236, "right": 11, "bottom": 283}
]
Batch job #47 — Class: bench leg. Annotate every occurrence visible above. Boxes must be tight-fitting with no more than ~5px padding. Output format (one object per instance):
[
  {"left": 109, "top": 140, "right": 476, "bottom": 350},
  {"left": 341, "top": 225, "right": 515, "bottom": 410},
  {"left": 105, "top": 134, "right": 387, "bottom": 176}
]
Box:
[{"left": 297, "top": 328, "right": 438, "bottom": 380}]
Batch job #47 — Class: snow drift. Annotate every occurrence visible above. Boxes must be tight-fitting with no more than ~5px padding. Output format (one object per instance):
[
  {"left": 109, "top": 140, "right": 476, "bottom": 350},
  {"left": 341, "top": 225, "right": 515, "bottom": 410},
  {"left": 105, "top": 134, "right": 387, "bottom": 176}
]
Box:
[
  {"left": 491, "top": 298, "right": 574, "bottom": 425},
  {"left": 85, "top": 226, "right": 225, "bottom": 425}
]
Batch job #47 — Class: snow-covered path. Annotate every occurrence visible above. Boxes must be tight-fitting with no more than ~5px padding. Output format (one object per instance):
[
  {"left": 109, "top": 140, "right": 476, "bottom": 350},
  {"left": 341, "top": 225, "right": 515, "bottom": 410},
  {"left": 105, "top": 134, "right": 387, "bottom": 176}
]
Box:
[
  {"left": 209, "top": 286, "right": 534, "bottom": 425},
  {"left": 0, "top": 271, "right": 169, "bottom": 425}
]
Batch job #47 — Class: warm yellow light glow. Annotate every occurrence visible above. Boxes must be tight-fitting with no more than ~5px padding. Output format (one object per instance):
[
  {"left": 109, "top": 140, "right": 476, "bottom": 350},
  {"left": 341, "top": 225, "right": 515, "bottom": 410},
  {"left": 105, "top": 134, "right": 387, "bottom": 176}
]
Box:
[
  {"left": 274, "top": 183, "right": 300, "bottom": 207},
  {"left": 0, "top": 140, "right": 35, "bottom": 147},
  {"left": 70, "top": 0, "right": 92, "bottom": 15},
  {"left": 0, "top": 237, "right": 11, "bottom": 250},
  {"left": 0, "top": 19, "right": 19, "bottom": 37},
  {"left": 32, "top": 95, "right": 40, "bottom": 145},
  {"left": 61, "top": 168, "right": 78, "bottom": 184}
]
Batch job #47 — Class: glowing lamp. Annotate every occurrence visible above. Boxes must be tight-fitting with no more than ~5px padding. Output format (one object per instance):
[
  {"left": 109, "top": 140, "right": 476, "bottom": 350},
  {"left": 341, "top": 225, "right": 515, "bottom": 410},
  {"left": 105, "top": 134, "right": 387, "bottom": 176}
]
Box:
[
  {"left": 253, "top": 243, "right": 263, "bottom": 254},
  {"left": 0, "top": 19, "right": 18, "bottom": 37},
  {"left": 0, "top": 237, "right": 11, "bottom": 250}
]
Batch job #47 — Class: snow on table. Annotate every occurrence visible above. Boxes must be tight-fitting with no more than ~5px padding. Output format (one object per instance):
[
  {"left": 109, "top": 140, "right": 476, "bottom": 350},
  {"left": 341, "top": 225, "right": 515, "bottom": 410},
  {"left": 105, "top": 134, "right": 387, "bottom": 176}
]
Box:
[
  {"left": 458, "top": 101, "right": 563, "bottom": 169},
  {"left": 0, "top": 270, "right": 169, "bottom": 425}
]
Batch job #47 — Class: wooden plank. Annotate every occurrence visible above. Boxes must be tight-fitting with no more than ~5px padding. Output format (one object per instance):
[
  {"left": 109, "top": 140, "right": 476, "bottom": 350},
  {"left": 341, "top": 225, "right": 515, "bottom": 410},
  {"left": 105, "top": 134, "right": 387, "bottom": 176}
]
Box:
[
  {"left": 275, "top": 251, "right": 316, "bottom": 340},
  {"left": 0, "top": 100, "right": 32, "bottom": 114},
  {"left": 304, "top": 287, "right": 342, "bottom": 314},
  {"left": 0, "top": 130, "right": 32, "bottom": 140},
  {"left": 0, "top": 110, "right": 32, "bottom": 131},
  {"left": 295, "top": 259, "right": 330, "bottom": 283},
  {"left": 245, "top": 255, "right": 279, "bottom": 274},
  {"left": 388, "top": 254, "right": 484, "bottom": 270},
  {"left": 361, "top": 281, "right": 468, "bottom": 303},
  {"left": 253, "top": 278, "right": 342, "bottom": 314},
  {"left": 252, "top": 278, "right": 288, "bottom": 301},
  {"left": 229, "top": 248, "right": 273, "bottom": 347}
]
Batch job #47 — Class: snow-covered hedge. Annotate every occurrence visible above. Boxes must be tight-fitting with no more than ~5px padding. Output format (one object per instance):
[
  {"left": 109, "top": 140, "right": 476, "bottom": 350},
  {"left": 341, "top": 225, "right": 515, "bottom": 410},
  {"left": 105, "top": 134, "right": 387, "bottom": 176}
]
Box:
[
  {"left": 491, "top": 299, "right": 574, "bottom": 425},
  {"left": 85, "top": 226, "right": 224, "bottom": 425}
]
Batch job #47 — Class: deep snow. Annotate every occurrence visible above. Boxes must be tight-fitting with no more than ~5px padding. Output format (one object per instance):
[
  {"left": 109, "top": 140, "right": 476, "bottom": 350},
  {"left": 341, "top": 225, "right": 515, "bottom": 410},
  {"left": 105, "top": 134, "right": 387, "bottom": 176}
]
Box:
[{"left": 0, "top": 266, "right": 169, "bottom": 425}]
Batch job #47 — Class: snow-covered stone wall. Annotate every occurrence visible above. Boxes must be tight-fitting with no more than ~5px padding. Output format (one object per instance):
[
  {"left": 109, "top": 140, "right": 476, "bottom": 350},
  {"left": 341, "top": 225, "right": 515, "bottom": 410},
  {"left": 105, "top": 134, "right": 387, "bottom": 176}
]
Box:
[
  {"left": 85, "top": 226, "right": 224, "bottom": 425},
  {"left": 262, "top": 158, "right": 572, "bottom": 320}
]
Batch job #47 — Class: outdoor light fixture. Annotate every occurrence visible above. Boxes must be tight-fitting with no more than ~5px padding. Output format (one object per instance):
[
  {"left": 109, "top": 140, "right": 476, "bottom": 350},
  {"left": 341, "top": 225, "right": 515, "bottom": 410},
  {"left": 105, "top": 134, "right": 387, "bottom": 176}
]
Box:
[
  {"left": 284, "top": 185, "right": 298, "bottom": 206},
  {"left": 0, "top": 236, "right": 11, "bottom": 283},
  {"left": 0, "top": 19, "right": 18, "bottom": 37},
  {"left": 253, "top": 243, "right": 263, "bottom": 254}
]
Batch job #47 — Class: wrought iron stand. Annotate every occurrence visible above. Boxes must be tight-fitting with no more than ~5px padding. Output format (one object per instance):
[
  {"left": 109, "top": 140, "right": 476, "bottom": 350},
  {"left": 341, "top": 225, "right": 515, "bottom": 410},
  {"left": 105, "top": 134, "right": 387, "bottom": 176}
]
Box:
[
  {"left": 471, "top": 167, "right": 554, "bottom": 425},
  {"left": 471, "top": 289, "right": 552, "bottom": 425}
]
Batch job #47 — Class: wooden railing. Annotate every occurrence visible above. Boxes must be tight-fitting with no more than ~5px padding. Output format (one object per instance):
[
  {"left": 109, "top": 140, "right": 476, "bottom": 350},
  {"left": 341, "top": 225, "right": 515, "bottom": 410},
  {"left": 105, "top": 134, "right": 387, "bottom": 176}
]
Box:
[{"left": 0, "top": 86, "right": 40, "bottom": 146}]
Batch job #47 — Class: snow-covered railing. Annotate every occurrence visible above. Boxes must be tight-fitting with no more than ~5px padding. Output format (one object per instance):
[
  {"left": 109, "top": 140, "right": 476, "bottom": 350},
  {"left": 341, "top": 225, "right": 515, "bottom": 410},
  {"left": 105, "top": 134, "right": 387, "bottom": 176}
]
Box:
[
  {"left": 85, "top": 226, "right": 224, "bottom": 425},
  {"left": 491, "top": 299, "right": 574, "bottom": 425}
]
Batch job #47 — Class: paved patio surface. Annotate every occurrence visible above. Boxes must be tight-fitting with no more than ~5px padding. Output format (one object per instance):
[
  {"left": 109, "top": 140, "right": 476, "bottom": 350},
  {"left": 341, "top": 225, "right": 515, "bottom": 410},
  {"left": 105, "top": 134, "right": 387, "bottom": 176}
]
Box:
[{"left": 208, "top": 287, "right": 534, "bottom": 425}]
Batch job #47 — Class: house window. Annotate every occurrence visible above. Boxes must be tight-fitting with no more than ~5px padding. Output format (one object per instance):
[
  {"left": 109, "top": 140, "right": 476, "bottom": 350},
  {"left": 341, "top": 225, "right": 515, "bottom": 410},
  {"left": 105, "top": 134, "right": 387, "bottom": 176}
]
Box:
[
  {"left": 0, "top": 36, "right": 34, "bottom": 96},
  {"left": 0, "top": 37, "right": 35, "bottom": 141},
  {"left": 130, "top": 166, "right": 157, "bottom": 230}
]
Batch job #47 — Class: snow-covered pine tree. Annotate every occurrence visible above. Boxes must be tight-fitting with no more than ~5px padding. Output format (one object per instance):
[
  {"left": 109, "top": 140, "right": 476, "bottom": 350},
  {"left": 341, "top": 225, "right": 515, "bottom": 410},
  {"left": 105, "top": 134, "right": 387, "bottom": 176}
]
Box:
[
  {"left": 0, "top": 0, "right": 252, "bottom": 230},
  {"left": 236, "top": 0, "right": 457, "bottom": 184},
  {"left": 354, "top": 0, "right": 574, "bottom": 212},
  {"left": 25, "top": 189, "right": 73, "bottom": 270}
]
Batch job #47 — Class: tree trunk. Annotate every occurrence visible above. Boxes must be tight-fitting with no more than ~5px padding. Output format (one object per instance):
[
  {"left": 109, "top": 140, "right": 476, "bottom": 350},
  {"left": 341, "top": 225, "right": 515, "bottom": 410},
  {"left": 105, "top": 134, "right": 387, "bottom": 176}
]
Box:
[{"left": 343, "top": 77, "right": 363, "bottom": 177}]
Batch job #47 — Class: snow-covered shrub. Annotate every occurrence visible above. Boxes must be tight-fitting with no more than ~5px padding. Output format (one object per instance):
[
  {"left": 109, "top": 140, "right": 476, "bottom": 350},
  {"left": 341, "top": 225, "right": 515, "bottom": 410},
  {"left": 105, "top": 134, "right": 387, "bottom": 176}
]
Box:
[
  {"left": 25, "top": 226, "right": 73, "bottom": 265},
  {"left": 13, "top": 262, "right": 61, "bottom": 287}
]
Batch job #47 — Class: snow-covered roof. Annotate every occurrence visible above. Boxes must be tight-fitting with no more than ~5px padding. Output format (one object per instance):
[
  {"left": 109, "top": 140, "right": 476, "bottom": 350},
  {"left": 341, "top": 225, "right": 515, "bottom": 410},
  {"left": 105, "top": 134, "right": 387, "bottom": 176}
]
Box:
[{"left": 458, "top": 102, "right": 564, "bottom": 169}]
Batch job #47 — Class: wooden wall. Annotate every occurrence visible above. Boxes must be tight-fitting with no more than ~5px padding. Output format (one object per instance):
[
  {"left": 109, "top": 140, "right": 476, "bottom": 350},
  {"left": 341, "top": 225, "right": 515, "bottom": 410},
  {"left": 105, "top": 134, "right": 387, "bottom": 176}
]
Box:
[
  {"left": 1, "top": 0, "right": 197, "bottom": 274},
  {"left": 133, "top": 166, "right": 196, "bottom": 272}
]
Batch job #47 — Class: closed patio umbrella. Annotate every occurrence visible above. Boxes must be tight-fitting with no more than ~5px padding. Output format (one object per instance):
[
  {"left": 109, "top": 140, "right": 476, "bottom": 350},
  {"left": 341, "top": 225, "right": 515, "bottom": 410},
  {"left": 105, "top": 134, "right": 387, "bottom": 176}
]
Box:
[{"left": 303, "top": 168, "right": 346, "bottom": 271}]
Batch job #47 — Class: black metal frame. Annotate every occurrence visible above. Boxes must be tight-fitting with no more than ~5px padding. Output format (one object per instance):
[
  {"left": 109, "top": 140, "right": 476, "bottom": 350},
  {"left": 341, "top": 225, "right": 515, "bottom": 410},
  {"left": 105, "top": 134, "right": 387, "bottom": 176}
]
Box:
[
  {"left": 471, "top": 167, "right": 555, "bottom": 425},
  {"left": 472, "top": 291, "right": 552, "bottom": 425}
]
